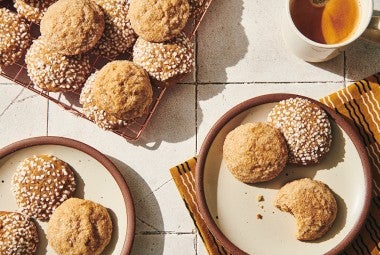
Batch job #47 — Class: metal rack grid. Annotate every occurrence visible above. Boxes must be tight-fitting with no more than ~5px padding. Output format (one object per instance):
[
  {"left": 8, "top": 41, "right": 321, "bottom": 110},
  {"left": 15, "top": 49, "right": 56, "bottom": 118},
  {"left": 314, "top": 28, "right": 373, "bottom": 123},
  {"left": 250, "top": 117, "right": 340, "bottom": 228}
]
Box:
[{"left": 0, "top": 0, "right": 212, "bottom": 140}]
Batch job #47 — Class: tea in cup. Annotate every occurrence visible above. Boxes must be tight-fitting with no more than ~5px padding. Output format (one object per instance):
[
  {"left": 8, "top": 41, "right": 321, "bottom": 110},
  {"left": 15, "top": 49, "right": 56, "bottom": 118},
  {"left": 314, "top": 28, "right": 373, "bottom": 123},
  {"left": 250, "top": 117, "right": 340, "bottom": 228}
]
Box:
[{"left": 282, "top": 0, "right": 380, "bottom": 62}]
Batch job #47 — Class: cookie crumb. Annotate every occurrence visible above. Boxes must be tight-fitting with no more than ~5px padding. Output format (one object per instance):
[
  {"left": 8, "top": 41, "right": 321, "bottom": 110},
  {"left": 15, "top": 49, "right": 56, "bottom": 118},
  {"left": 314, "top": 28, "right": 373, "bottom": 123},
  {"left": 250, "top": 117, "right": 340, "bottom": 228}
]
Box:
[
  {"left": 259, "top": 205, "right": 264, "bottom": 209},
  {"left": 257, "top": 195, "right": 264, "bottom": 202},
  {"left": 256, "top": 214, "right": 263, "bottom": 220}
]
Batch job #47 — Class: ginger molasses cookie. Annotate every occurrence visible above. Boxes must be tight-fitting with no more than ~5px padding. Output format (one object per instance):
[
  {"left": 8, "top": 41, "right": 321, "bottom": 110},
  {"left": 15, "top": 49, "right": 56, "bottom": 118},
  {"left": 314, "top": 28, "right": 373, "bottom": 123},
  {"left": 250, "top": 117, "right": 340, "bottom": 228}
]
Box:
[
  {"left": 40, "top": 0, "right": 104, "bottom": 55},
  {"left": 0, "top": 211, "right": 39, "bottom": 255},
  {"left": 47, "top": 198, "right": 113, "bottom": 255},
  {"left": 128, "top": 0, "right": 190, "bottom": 42},
  {"left": 133, "top": 32, "right": 194, "bottom": 81},
  {"left": 80, "top": 60, "right": 153, "bottom": 130},
  {"left": 14, "top": 0, "right": 57, "bottom": 23},
  {"left": 223, "top": 122, "right": 288, "bottom": 183},
  {"left": 274, "top": 178, "right": 337, "bottom": 241},
  {"left": 92, "top": 0, "right": 136, "bottom": 59},
  {"left": 11, "top": 154, "right": 76, "bottom": 221},
  {"left": 267, "top": 97, "right": 332, "bottom": 166},
  {"left": 0, "top": 8, "right": 31, "bottom": 67},
  {"left": 25, "top": 39, "right": 91, "bottom": 92}
]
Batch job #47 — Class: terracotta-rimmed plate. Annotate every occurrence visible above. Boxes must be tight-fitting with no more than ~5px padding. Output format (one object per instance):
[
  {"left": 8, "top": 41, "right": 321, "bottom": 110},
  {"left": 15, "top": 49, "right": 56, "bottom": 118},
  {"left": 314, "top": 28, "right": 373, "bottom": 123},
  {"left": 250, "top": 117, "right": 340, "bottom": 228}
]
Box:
[
  {"left": 0, "top": 136, "right": 135, "bottom": 255},
  {"left": 196, "top": 94, "right": 372, "bottom": 255}
]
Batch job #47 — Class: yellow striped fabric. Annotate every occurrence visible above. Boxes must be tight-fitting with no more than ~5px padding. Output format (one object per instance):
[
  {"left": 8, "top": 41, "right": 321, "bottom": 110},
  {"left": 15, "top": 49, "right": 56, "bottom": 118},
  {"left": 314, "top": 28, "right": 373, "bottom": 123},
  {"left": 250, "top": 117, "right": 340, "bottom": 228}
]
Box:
[
  {"left": 171, "top": 158, "right": 231, "bottom": 255},
  {"left": 320, "top": 73, "right": 380, "bottom": 255},
  {"left": 170, "top": 73, "right": 380, "bottom": 255}
]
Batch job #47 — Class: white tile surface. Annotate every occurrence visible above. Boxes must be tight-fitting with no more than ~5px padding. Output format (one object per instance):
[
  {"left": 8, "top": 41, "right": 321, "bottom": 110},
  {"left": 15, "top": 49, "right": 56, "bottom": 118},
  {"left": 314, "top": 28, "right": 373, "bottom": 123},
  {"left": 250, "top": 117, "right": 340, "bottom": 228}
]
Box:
[
  {"left": 132, "top": 233, "right": 196, "bottom": 255},
  {"left": 1, "top": 0, "right": 379, "bottom": 254},
  {"left": 0, "top": 76, "right": 14, "bottom": 84},
  {"left": 0, "top": 85, "right": 47, "bottom": 146},
  {"left": 196, "top": 234, "right": 209, "bottom": 255},
  {"left": 197, "top": 0, "right": 344, "bottom": 83}
]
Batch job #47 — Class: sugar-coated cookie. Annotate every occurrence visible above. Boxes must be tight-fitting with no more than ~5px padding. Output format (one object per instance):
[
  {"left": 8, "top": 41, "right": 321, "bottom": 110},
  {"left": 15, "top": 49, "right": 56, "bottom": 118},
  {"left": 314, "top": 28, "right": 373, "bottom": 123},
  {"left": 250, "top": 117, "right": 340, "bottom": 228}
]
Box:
[
  {"left": 0, "top": 8, "right": 31, "bottom": 67},
  {"left": 11, "top": 154, "right": 76, "bottom": 221},
  {"left": 0, "top": 211, "right": 39, "bottom": 255},
  {"left": 133, "top": 32, "right": 194, "bottom": 81},
  {"left": 26, "top": 39, "right": 91, "bottom": 92},
  {"left": 14, "top": 0, "right": 57, "bottom": 23},
  {"left": 92, "top": 0, "right": 137, "bottom": 58},
  {"left": 268, "top": 97, "right": 332, "bottom": 165}
]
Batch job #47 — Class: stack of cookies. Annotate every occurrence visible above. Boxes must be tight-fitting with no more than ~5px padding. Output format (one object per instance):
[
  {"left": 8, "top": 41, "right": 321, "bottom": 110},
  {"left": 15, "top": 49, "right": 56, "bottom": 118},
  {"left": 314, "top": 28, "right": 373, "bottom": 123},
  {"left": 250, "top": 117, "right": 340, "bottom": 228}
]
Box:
[
  {"left": 1, "top": 0, "right": 201, "bottom": 131},
  {"left": 1, "top": 154, "right": 113, "bottom": 255},
  {"left": 222, "top": 97, "right": 337, "bottom": 241},
  {"left": 80, "top": 0, "right": 196, "bottom": 130},
  {"left": 129, "top": 0, "right": 195, "bottom": 82},
  {"left": 25, "top": 0, "right": 105, "bottom": 92}
]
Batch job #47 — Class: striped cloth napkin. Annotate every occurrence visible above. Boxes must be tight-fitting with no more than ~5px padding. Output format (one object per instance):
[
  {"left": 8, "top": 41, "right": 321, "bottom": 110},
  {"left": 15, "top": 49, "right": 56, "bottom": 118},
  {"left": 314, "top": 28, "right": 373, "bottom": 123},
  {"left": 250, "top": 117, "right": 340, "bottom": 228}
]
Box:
[{"left": 170, "top": 73, "right": 380, "bottom": 255}]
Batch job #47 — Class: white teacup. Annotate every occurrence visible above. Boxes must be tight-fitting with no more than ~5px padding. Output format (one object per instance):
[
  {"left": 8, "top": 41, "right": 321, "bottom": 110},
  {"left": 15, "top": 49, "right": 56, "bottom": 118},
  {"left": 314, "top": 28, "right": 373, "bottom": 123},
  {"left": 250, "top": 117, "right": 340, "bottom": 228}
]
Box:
[{"left": 282, "top": 0, "right": 380, "bottom": 62}]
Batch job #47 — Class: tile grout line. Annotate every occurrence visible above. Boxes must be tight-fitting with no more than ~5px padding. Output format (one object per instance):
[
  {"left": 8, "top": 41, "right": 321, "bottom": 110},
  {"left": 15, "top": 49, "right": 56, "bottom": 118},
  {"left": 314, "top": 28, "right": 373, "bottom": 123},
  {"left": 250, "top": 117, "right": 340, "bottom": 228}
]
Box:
[
  {"left": 194, "top": 27, "right": 198, "bottom": 249},
  {"left": 135, "top": 178, "right": 172, "bottom": 205},
  {"left": 0, "top": 83, "right": 17, "bottom": 85},
  {"left": 0, "top": 88, "right": 24, "bottom": 118},
  {"left": 195, "top": 31, "right": 199, "bottom": 154},
  {"left": 194, "top": 29, "right": 200, "bottom": 254},
  {"left": 194, "top": 232, "right": 198, "bottom": 255}
]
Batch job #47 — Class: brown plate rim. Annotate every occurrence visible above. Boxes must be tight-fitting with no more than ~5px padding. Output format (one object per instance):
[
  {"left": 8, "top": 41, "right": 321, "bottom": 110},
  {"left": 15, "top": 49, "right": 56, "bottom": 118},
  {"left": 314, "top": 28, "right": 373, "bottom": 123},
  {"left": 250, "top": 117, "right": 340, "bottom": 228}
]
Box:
[
  {"left": 195, "top": 93, "right": 373, "bottom": 255},
  {"left": 0, "top": 136, "right": 135, "bottom": 255}
]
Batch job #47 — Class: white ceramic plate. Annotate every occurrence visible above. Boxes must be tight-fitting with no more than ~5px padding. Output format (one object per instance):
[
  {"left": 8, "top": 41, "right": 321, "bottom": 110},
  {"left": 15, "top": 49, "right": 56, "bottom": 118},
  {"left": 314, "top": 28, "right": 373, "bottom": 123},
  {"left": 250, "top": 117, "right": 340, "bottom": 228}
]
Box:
[
  {"left": 196, "top": 94, "right": 372, "bottom": 255},
  {"left": 0, "top": 136, "right": 135, "bottom": 255}
]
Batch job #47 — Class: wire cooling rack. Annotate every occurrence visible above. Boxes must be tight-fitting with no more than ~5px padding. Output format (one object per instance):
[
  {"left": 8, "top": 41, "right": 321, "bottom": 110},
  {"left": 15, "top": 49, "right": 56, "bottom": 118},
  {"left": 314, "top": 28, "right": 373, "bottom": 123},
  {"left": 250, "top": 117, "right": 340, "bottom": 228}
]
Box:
[{"left": 0, "top": 0, "right": 211, "bottom": 140}]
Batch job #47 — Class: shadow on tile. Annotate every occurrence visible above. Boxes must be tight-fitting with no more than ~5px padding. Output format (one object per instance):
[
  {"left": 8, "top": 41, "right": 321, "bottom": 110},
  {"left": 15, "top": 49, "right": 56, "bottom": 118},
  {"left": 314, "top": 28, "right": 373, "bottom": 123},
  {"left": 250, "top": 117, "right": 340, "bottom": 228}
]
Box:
[
  {"left": 197, "top": 0, "right": 248, "bottom": 83},
  {"left": 133, "top": 84, "right": 199, "bottom": 147},
  {"left": 345, "top": 39, "right": 380, "bottom": 81},
  {"left": 108, "top": 156, "right": 165, "bottom": 255},
  {"left": 309, "top": 55, "right": 344, "bottom": 81}
]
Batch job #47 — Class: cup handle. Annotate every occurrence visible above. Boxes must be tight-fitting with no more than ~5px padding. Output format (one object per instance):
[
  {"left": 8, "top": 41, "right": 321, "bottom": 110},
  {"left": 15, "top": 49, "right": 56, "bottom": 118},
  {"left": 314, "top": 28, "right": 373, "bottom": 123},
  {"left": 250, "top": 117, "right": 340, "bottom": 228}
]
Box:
[{"left": 361, "top": 16, "right": 380, "bottom": 44}]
